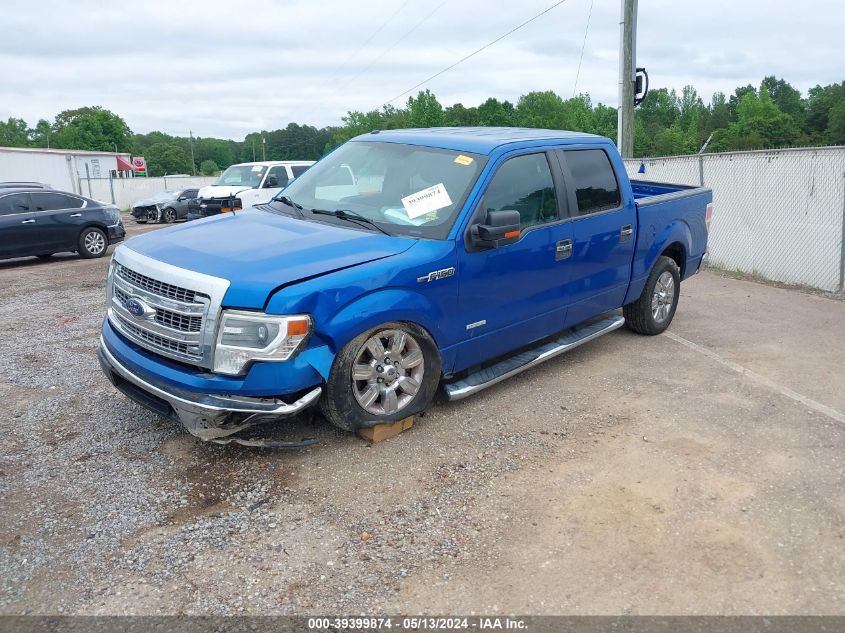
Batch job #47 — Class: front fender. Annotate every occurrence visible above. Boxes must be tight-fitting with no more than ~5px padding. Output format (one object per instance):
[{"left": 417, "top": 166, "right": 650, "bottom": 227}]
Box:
[
  {"left": 293, "top": 288, "right": 450, "bottom": 381},
  {"left": 325, "top": 287, "right": 447, "bottom": 350}
]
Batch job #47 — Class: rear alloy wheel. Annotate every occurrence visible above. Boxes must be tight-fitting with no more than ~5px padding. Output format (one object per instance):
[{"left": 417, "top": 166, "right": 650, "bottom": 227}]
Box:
[
  {"left": 78, "top": 227, "right": 108, "bottom": 259},
  {"left": 161, "top": 207, "right": 177, "bottom": 223},
  {"left": 321, "top": 322, "right": 440, "bottom": 432},
  {"left": 624, "top": 255, "right": 681, "bottom": 335}
]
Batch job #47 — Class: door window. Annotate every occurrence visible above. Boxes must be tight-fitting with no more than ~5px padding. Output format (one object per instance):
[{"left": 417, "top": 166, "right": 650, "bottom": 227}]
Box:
[
  {"left": 564, "top": 149, "right": 621, "bottom": 215},
  {"left": 0, "top": 193, "right": 32, "bottom": 215},
  {"left": 484, "top": 153, "right": 559, "bottom": 229},
  {"left": 264, "top": 166, "right": 290, "bottom": 189},
  {"left": 31, "top": 192, "right": 85, "bottom": 211},
  {"left": 291, "top": 165, "right": 310, "bottom": 178}
]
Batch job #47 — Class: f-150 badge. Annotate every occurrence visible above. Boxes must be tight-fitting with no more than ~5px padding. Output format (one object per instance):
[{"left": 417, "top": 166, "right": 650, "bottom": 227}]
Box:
[{"left": 417, "top": 267, "right": 455, "bottom": 283}]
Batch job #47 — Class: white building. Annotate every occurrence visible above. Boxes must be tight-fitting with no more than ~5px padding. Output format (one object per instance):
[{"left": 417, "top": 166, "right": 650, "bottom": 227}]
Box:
[{"left": 0, "top": 146, "right": 134, "bottom": 195}]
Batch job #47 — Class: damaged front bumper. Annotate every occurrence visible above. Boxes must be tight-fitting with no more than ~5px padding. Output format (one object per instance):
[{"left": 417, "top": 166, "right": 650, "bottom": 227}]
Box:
[{"left": 97, "top": 336, "right": 321, "bottom": 441}]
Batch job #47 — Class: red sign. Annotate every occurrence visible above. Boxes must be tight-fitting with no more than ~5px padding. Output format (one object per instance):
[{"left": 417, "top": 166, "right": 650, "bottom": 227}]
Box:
[
  {"left": 132, "top": 156, "right": 147, "bottom": 176},
  {"left": 116, "top": 155, "right": 134, "bottom": 171}
]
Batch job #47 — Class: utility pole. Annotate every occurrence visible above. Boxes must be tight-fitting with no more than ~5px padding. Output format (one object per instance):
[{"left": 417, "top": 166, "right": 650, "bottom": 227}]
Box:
[
  {"left": 617, "top": 0, "right": 637, "bottom": 158},
  {"left": 262, "top": 135, "right": 266, "bottom": 161},
  {"left": 189, "top": 130, "right": 196, "bottom": 175}
]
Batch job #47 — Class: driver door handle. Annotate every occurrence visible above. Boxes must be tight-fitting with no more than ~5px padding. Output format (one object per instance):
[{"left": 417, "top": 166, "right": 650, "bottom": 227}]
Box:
[
  {"left": 620, "top": 224, "right": 633, "bottom": 242},
  {"left": 69, "top": 213, "right": 82, "bottom": 218},
  {"left": 21, "top": 219, "right": 35, "bottom": 224}
]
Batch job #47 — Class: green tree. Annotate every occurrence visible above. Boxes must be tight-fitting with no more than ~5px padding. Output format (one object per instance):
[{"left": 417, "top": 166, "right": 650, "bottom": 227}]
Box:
[
  {"left": 827, "top": 99, "right": 845, "bottom": 144},
  {"left": 711, "top": 87, "right": 800, "bottom": 151},
  {"left": 805, "top": 82, "right": 845, "bottom": 143},
  {"left": 728, "top": 85, "right": 757, "bottom": 122},
  {"left": 515, "top": 91, "right": 567, "bottom": 128},
  {"left": 145, "top": 143, "right": 192, "bottom": 176},
  {"left": 200, "top": 159, "right": 220, "bottom": 176},
  {"left": 0, "top": 118, "right": 29, "bottom": 147},
  {"left": 477, "top": 98, "right": 514, "bottom": 126},
  {"left": 761, "top": 76, "right": 805, "bottom": 127},
  {"left": 407, "top": 89, "right": 444, "bottom": 128},
  {"left": 52, "top": 106, "right": 132, "bottom": 151},
  {"left": 443, "top": 103, "right": 479, "bottom": 126},
  {"left": 29, "top": 119, "right": 53, "bottom": 148}
]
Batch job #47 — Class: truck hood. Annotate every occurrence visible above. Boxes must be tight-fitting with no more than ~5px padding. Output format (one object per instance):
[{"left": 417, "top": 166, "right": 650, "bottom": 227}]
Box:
[
  {"left": 122, "top": 209, "right": 415, "bottom": 308},
  {"left": 197, "top": 184, "right": 252, "bottom": 200}
]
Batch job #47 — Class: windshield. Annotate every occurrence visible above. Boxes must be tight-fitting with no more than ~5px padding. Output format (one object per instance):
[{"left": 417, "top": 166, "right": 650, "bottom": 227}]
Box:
[
  {"left": 277, "top": 141, "right": 487, "bottom": 239},
  {"left": 216, "top": 164, "right": 267, "bottom": 188}
]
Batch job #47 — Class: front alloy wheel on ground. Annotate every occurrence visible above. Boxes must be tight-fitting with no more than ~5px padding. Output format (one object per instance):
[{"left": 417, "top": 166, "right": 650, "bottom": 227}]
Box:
[
  {"left": 321, "top": 322, "right": 441, "bottom": 432},
  {"left": 162, "top": 208, "right": 176, "bottom": 223},
  {"left": 78, "top": 227, "right": 108, "bottom": 259}
]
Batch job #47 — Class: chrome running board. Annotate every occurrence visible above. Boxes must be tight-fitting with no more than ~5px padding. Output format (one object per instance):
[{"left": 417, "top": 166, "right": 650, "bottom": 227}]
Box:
[{"left": 443, "top": 314, "right": 625, "bottom": 401}]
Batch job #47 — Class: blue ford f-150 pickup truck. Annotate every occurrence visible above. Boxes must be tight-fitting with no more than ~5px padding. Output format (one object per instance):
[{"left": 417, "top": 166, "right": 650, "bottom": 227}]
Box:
[{"left": 98, "top": 127, "right": 712, "bottom": 441}]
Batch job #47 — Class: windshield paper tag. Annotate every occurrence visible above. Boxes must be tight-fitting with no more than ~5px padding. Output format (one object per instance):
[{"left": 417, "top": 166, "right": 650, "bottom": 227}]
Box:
[
  {"left": 251, "top": 165, "right": 263, "bottom": 172},
  {"left": 454, "top": 154, "right": 474, "bottom": 166},
  {"left": 401, "top": 183, "right": 453, "bottom": 219}
]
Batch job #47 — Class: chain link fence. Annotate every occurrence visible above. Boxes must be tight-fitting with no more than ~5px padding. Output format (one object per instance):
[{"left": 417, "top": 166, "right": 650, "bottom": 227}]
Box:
[{"left": 623, "top": 147, "right": 845, "bottom": 292}]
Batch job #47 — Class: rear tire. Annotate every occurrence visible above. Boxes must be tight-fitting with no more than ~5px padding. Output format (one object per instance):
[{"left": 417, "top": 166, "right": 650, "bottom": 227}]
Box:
[
  {"left": 320, "top": 322, "right": 440, "bottom": 432},
  {"left": 624, "top": 256, "right": 680, "bottom": 335},
  {"left": 78, "top": 227, "right": 108, "bottom": 259}
]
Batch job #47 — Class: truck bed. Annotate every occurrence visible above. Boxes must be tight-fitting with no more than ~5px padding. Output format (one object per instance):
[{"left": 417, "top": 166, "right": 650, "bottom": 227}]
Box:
[
  {"left": 623, "top": 179, "right": 713, "bottom": 307},
  {"left": 630, "top": 179, "right": 700, "bottom": 200}
]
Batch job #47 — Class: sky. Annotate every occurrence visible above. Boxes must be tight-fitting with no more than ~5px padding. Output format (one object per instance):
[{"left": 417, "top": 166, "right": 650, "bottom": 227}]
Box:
[{"left": 1, "top": 0, "right": 843, "bottom": 140}]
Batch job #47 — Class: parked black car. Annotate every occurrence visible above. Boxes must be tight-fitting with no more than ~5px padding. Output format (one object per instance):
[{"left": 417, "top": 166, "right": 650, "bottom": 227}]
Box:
[
  {"left": 130, "top": 188, "right": 198, "bottom": 224},
  {"left": 0, "top": 188, "right": 125, "bottom": 260}
]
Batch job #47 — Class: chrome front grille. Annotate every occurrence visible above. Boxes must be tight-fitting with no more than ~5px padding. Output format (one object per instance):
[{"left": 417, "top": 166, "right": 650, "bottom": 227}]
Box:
[
  {"left": 113, "top": 286, "right": 202, "bottom": 333},
  {"left": 115, "top": 314, "right": 196, "bottom": 357},
  {"left": 106, "top": 248, "right": 230, "bottom": 368},
  {"left": 116, "top": 263, "right": 198, "bottom": 303}
]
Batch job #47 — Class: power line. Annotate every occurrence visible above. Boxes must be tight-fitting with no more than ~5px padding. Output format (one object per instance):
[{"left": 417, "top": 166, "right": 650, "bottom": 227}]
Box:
[
  {"left": 382, "top": 0, "right": 572, "bottom": 106},
  {"left": 339, "top": 0, "right": 450, "bottom": 92},
  {"left": 330, "top": 0, "right": 411, "bottom": 83},
  {"left": 572, "top": 0, "right": 594, "bottom": 97}
]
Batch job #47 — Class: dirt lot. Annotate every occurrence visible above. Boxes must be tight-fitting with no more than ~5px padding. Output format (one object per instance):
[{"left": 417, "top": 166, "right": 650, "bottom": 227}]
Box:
[{"left": 1, "top": 217, "right": 843, "bottom": 615}]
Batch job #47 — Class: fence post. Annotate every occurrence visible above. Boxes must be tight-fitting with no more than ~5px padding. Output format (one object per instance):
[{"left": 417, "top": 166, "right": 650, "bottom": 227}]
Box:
[
  {"left": 108, "top": 173, "right": 115, "bottom": 204},
  {"left": 839, "top": 172, "right": 845, "bottom": 292},
  {"left": 85, "top": 163, "right": 93, "bottom": 198},
  {"left": 698, "top": 155, "right": 705, "bottom": 186},
  {"left": 163, "top": 174, "right": 167, "bottom": 191}
]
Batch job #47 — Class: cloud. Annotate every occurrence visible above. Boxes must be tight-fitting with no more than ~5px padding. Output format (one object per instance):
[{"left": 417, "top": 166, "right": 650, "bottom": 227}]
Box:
[{"left": 0, "top": 0, "right": 842, "bottom": 139}]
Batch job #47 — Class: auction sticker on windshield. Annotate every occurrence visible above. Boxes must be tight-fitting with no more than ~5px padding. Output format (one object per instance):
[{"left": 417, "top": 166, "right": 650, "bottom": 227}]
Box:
[{"left": 401, "top": 183, "right": 453, "bottom": 219}]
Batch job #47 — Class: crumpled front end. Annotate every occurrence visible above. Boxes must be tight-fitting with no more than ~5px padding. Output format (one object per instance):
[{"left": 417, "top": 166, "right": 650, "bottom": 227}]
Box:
[
  {"left": 97, "top": 336, "right": 321, "bottom": 440},
  {"left": 98, "top": 245, "right": 325, "bottom": 440}
]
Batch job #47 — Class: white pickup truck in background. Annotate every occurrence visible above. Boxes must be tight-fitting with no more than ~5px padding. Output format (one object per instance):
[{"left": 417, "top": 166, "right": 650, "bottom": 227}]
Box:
[{"left": 188, "top": 160, "right": 314, "bottom": 220}]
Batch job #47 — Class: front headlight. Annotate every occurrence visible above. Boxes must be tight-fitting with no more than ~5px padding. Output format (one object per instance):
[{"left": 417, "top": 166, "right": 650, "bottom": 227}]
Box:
[{"left": 213, "top": 310, "right": 311, "bottom": 375}]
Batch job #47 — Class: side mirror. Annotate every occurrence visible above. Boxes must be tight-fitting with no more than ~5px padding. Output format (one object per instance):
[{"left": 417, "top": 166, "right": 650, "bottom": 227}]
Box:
[
  {"left": 177, "top": 196, "right": 187, "bottom": 201},
  {"left": 263, "top": 178, "right": 279, "bottom": 189},
  {"left": 471, "top": 209, "right": 521, "bottom": 248}
]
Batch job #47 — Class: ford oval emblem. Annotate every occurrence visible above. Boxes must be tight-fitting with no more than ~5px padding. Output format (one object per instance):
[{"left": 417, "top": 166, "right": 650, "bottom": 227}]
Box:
[{"left": 126, "top": 297, "right": 154, "bottom": 319}]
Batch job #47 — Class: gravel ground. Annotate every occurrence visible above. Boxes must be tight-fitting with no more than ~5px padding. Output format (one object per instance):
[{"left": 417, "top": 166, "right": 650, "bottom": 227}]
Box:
[{"left": 0, "top": 217, "right": 843, "bottom": 615}]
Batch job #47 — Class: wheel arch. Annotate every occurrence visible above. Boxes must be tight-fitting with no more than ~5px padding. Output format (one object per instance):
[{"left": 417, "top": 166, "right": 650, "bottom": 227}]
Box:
[
  {"left": 299, "top": 288, "right": 448, "bottom": 381},
  {"left": 624, "top": 220, "right": 692, "bottom": 305}
]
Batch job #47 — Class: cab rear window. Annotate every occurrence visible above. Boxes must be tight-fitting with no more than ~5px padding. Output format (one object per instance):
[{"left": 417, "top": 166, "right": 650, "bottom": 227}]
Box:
[{"left": 564, "top": 149, "right": 621, "bottom": 215}]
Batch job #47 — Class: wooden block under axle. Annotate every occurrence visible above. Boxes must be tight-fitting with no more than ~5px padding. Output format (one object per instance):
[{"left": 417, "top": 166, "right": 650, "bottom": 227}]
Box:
[{"left": 358, "top": 416, "right": 415, "bottom": 443}]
